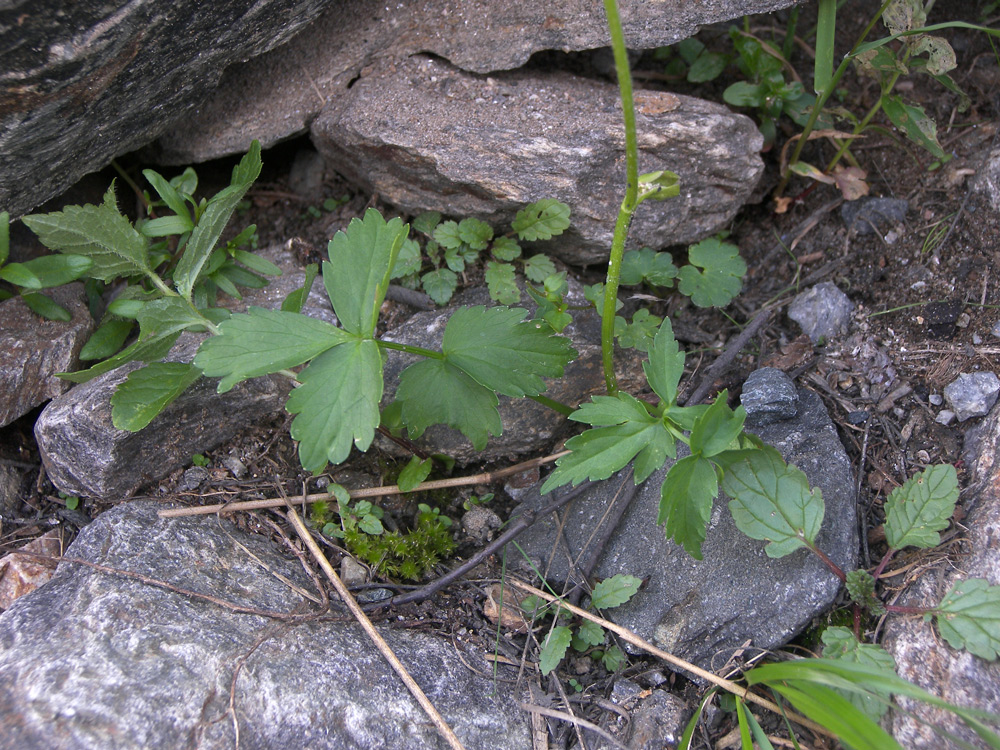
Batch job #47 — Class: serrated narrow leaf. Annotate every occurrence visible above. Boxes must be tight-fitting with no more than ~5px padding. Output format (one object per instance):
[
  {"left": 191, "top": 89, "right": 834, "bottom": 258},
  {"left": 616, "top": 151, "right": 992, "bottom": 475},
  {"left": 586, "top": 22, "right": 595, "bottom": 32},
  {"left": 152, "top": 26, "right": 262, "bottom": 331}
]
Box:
[
  {"left": 644, "top": 318, "right": 686, "bottom": 405},
  {"left": 80, "top": 318, "right": 134, "bottom": 361},
  {"left": 175, "top": 142, "right": 262, "bottom": 298},
  {"left": 689, "top": 392, "right": 745, "bottom": 457},
  {"left": 512, "top": 199, "right": 571, "bottom": 241},
  {"left": 396, "top": 358, "right": 502, "bottom": 450},
  {"left": 21, "top": 292, "right": 71, "bottom": 321},
  {"left": 485, "top": 261, "right": 520, "bottom": 305},
  {"left": 882, "top": 95, "right": 945, "bottom": 159},
  {"left": 286, "top": 339, "right": 382, "bottom": 473},
  {"left": 884, "top": 464, "right": 958, "bottom": 550},
  {"left": 934, "top": 578, "right": 1000, "bottom": 660},
  {"left": 22, "top": 185, "right": 152, "bottom": 282},
  {"left": 397, "top": 456, "right": 433, "bottom": 492},
  {"left": 523, "top": 253, "right": 556, "bottom": 283},
  {"left": 442, "top": 306, "right": 576, "bottom": 397},
  {"left": 111, "top": 362, "right": 203, "bottom": 431},
  {"left": 569, "top": 392, "right": 652, "bottom": 426},
  {"left": 194, "top": 307, "right": 352, "bottom": 392},
  {"left": 16, "top": 254, "right": 93, "bottom": 288},
  {"left": 659, "top": 455, "right": 718, "bottom": 559},
  {"left": 591, "top": 574, "right": 642, "bottom": 609},
  {"left": 676, "top": 238, "right": 746, "bottom": 307},
  {"left": 540, "top": 625, "right": 573, "bottom": 675},
  {"left": 722, "top": 445, "right": 823, "bottom": 558},
  {"left": 324, "top": 208, "right": 408, "bottom": 336}
]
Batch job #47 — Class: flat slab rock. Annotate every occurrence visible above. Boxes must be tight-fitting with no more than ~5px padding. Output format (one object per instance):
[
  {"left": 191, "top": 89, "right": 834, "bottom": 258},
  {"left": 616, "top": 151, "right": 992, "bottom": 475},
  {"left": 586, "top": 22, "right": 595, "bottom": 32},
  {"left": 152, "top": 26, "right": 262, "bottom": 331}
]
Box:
[
  {"left": 883, "top": 401, "right": 1000, "bottom": 749},
  {"left": 506, "top": 386, "right": 858, "bottom": 669},
  {"left": 0, "top": 283, "right": 94, "bottom": 428},
  {"left": 155, "top": 0, "right": 796, "bottom": 164},
  {"left": 313, "top": 55, "right": 764, "bottom": 265},
  {"left": 0, "top": 501, "right": 530, "bottom": 750}
]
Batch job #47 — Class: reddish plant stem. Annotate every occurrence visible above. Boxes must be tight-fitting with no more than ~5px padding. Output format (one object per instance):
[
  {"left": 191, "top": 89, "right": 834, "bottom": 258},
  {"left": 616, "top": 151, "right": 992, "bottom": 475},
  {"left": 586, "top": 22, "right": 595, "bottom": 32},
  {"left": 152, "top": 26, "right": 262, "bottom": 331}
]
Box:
[{"left": 808, "top": 543, "right": 846, "bottom": 582}]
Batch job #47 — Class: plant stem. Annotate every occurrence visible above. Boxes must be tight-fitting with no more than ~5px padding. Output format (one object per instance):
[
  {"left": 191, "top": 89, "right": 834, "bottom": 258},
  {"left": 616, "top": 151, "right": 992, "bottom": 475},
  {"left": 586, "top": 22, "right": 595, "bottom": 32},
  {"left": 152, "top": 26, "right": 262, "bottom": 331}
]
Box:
[
  {"left": 377, "top": 339, "right": 445, "bottom": 360},
  {"left": 601, "top": 0, "right": 640, "bottom": 396},
  {"left": 808, "top": 542, "right": 846, "bottom": 582},
  {"left": 529, "top": 394, "right": 575, "bottom": 417}
]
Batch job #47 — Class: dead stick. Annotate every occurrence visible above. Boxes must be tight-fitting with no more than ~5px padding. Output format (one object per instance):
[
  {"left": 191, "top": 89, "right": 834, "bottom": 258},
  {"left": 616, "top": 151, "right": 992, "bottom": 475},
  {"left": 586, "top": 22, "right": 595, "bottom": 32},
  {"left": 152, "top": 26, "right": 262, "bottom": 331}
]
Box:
[
  {"left": 159, "top": 452, "right": 568, "bottom": 519},
  {"left": 505, "top": 577, "right": 832, "bottom": 739},
  {"left": 285, "top": 501, "right": 468, "bottom": 750}
]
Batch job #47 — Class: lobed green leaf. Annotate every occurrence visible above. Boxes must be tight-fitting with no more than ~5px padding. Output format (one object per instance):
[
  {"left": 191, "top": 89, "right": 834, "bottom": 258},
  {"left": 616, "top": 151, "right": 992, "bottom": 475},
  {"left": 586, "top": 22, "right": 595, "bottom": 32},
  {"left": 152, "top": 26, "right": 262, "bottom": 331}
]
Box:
[
  {"left": 421, "top": 268, "right": 458, "bottom": 305},
  {"left": 111, "top": 362, "right": 203, "bottom": 431},
  {"left": 432, "top": 220, "right": 463, "bottom": 249},
  {"left": 884, "top": 463, "right": 958, "bottom": 550},
  {"left": 620, "top": 248, "right": 678, "bottom": 287},
  {"left": 934, "top": 578, "right": 1000, "bottom": 660},
  {"left": 676, "top": 238, "right": 746, "bottom": 308},
  {"left": 689, "top": 392, "right": 745, "bottom": 457},
  {"left": 484, "top": 261, "right": 520, "bottom": 305},
  {"left": 512, "top": 199, "right": 571, "bottom": 241},
  {"left": 390, "top": 238, "right": 423, "bottom": 280},
  {"left": 658, "top": 454, "right": 717, "bottom": 559},
  {"left": 490, "top": 236, "right": 521, "bottom": 261},
  {"left": 591, "top": 574, "right": 642, "bottom": 609},
  {"left": 523, "top": 253, "right": 556, "bottom": 283},
  {"left": 540, "top": 625, "right": 573, "bottom": 675},
  {"left": 573, "top": 620, "right": 605, "bottom": 649},
  {"left": 457, "top": 217, "right": 493, "bottom": 250}
]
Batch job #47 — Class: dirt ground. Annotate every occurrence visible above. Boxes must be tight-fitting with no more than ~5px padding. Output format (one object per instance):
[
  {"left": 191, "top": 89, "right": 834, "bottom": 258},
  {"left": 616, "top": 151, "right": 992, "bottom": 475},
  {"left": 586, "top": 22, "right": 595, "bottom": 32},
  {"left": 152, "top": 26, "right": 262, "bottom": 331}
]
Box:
[{"left": 2, "top": 1, "right": 999, "bottom": 747}]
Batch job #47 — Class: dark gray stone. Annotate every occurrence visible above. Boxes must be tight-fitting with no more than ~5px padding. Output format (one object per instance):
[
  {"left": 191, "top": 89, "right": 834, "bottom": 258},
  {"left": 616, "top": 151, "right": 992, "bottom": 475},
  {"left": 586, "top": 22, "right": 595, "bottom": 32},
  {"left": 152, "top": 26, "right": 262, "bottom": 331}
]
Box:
[
  {"left": 788, "top": 281, "right": 854, "bottom": 344},
  {"left": 0, "top": 500, "right": 531, "bottom": 749},
  {"left": 507, "top": 389, "right": 857, "bottom": 670},
  {"left": 33, "top": 244, "right": 334, "bottom": 500},
  {"left": 883, "top": 401, "right": 1000, "bottom": 749},
  {"left": 0, "top": 283, "right": 94, "bottom": 427},
  {"left": 312, "top": 55, "right": 764, "bottom": 265},
  {"left": 943, "top": 371, "right": 1000, "bottom": 422},
  {"left": 741, "top": 367, "right": 798, "bottom": 427},
  {"left": 288, "top": 148, "right": 327, "bottom": 198},
  {"left": 0, "top": 0, "right": 337, "bottom": 218},
  {"left": 0, "top": 466, "right": 24, "bottom": 515},
  {"left": 840, "top": 197, "right": 909, "bottom": 235},
  {"left": 973, "top": 147, "right": 1000, "bottom": 210},
  {"left": 155, "top": 0, "right": 797, "bottom": 164}
]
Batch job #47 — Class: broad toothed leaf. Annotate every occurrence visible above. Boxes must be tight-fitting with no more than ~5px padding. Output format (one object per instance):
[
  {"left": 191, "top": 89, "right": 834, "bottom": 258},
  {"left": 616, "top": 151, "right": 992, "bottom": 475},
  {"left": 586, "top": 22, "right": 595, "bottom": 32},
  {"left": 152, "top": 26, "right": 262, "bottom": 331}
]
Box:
[
  {"left": 523, "top": 253, "right": 556, "bottom": 283},
  {"left": 194, "top": 306, "right": 352, "bottom": 392},
  {"left": 512, "top": 199, "right": 571, "bottom": 241},
  {"left": 485, "top": 261, "right": 520, "bottom": 305},
  {"left": 111, "top": 362, "right": 202, "bottom": 431},
  {"left": 540, "top": 626, "right": 573, "bottom": 675},
  {"left": 644, "top": 318, "right": 686, "bottom": 405},
  {"left": 820, "top": 627, "right": 896, "bottom": 721},
  {"left": 286, "top": 339, "right": 382, "bottom": 472},
  {"left": 421, "top": 267, "right": 458, "bottom": 305},
  {"left": 396, "top": 358, "right": 502, "bottom": 451},
  {"left": 689, "top": 392, "right": 745, "bottom": 457},
  {"left": 659, "top": 455, "right": 718, "bottom": 559},
  {"left": 620, "top": 248, "right": 678, "bottom": 287},
  {"left": 721, "top": 445, "right": 823, "bottom": 558},
  {"left": 397, "top": 456, "right": 433, "bottom": 492},
  {"left": 325, "top": 208, "right": 408, "bottom": 336},
  {"left": 591, "top": 574, "right": 642, "bottom": 609},
  {"left": 884, "top": 464, "right": 958, "bottom": 550},
  {"left": 933, "top": 578, "right": 1000, "bottom": 660},
  {"left": 457, "top": 217, "right": 493, "bottom": 250}
]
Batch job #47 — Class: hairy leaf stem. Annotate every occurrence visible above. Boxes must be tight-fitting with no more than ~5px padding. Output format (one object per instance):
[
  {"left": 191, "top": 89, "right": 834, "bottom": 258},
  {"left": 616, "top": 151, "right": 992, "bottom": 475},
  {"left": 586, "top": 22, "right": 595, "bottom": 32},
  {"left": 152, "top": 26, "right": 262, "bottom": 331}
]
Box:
[{"left": 601, "top": 0, "right": 639, "bottom": 396}]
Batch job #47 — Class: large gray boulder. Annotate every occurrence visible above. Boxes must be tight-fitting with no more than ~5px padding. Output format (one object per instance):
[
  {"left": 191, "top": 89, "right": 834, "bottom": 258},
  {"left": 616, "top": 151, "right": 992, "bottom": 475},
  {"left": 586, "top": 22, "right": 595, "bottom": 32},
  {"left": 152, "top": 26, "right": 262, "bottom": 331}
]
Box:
[
  {"left": 0, "top": 501, "right": 531, "bottom": 749},
  {"left": 0, "top": 0, "right": 337, "bottom": 218},
  {"left": 155, "top": 0, "right": 796, "bottom": 164},
  {"left": 312, "top": 55, "right": 764, "bottom": 265}
]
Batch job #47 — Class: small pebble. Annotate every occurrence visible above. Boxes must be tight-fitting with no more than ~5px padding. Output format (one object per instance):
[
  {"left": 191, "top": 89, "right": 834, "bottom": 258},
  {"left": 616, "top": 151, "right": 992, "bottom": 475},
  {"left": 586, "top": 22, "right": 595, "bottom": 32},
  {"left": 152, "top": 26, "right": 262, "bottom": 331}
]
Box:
[
  {"left": 943, "top": 371, "right": 1000, "bottom": 421},
  {"left": 177, "top": 466, "right": 209, "bottom": 492},
  {"left": 222, "top": 455, "right": 247, "bottom": 479},
  {"left": 340, "top": 556, "right": 369, "bottom": 587},
  {"left": 846, "top": 410, "right": 870, "bottom": 425},
  {"left": 992, "top": 320, "right": 1000, "bottom": 339},
  {"left": 928, "top": 394, "right": 943, "bottom": 406},
  {"left": 935, "top": 409, "right": 956, "bottom": 425}
]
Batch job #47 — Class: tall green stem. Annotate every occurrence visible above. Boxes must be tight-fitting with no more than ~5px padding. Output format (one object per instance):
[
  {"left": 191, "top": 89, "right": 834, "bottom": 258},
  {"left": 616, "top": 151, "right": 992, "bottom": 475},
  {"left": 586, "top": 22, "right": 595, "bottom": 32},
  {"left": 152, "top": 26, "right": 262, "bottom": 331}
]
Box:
[{"left": 601, "top": 0, "right": 639, "bottom": 395}]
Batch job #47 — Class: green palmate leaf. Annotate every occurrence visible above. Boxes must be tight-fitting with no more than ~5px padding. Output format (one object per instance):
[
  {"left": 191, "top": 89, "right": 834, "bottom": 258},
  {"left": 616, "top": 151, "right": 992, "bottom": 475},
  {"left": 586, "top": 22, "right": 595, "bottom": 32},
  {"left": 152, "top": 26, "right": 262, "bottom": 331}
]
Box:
[
  {"left": 619, "top": 248, "right": 678, "bottom": 287},
  {"left": 390, "top": 238, "right": 423, "bottom": 280},
  {"left": 432, "top": 220, "right": 463, "bottom": 249},
  {"left": 637, "top": 170, "right": 681, "bottom": 203},
  {"left": 676, "top": 238, "right": 746, "bottom": 307},
  {"left": 540, "top": 625, "right": 573, "bottom": 675},
  {"left": 721, "top": 445, "right": 824, "bottom": 558},
  {"left": 542, "top": 396, "right": 669, "bottom": 492},
  {"left": 11, "top": 254, "right": 93, "bottom": 288},
  {"left": 111, "top": 361, "right": 203, "bottom": 431},
  {"left": 512, "top": 199, "right": 571, "bottom": 241},
  {"left": 485, "top": 261, "right": 520, "bottom": 305},
  {"left": 523, "top": 253, "right": 556, "bottom": 283},
  {"left": 324, "top": 208, "right": 408, "bottom": 336},
  {"left": 933, "top": 578, "right": 1000, "bottom": 660},
  {"left": 602, "top": 645, "right": 625, "bottom": 672},
  {"left": 644, "top": 317, "right": 686, "bottom": 405},
  {"left": 846, "top": 569, "right": 886, "bottom": 616},
  {"left": 143, "top": 168, "right": 192, "bottom": 222},
  {"left": 22, "top": 185, "right": 152, "bottom": 282},
  {"left": 397, "top": 456, "right": 433, "bottom": 492},
  {"left": 22, "top": 292, "right": 71, "bottom": 321},
  {"left": 457, "top": 217, "right": 493, "bottom": 250},
  {"left": 882, "top": 95, "right": 945, "bottom": 159},
  {"left": 442, "top": 305, "right": 576, "bottom": 397},
  {"left": 79, "top": 318, "right": 134, "bottom": 361},
  {"left": 443, "top": 243, "right": 478, "bottom": 273},
  {"left": 281, "top": 262, "right": 319, "bottom": 313},
  {"left": 591, "top": 574, "right": 642, "bottom": 609},
  {"left": 286, "top": 339, "right": 383, "bottom": 473},
  {"left": 175, "top": 141, "right": 262, "bottom": 298},
  {"left": 659, "top": 454, "right": 718, "bottom": 559},
  {"left": 412, "top": 211, "right": 441, "bottom": 237},
  {"left": 689, "top": 392, "right": 745, "bottom": 457},
  {"left": 194, "top": 306, "right": 352, "bottom": 392},
  {"left": 396, "top": 359, "right": 502, "bottom": 451},
  {"left": 884, "top": 463, "right": 958, "bottom": 550},
  {"left": 614, "top": 309, "right": 661, "bottom": 352},
  {"left": 574, "top": 620, "right": 605, "bottom": 648},
  {"left": 490, "top": 236, "right": 521, "bottom": 261},
  {"left": 821, "top": 627, "right": 896, "bottom": 721},
  {"left": 421, "top": 268, "right": 458, "bottom": 305}
]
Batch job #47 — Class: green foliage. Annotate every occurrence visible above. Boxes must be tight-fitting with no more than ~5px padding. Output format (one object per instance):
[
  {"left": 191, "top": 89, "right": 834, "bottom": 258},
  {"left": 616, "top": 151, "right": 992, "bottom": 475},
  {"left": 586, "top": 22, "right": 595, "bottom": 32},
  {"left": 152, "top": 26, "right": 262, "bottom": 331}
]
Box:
[
  {"left": 591, "top": 574, "right": 642, "bottom": 609},
  {"left": 845, "top": 569, "right": 887, "bottom": 617},
  {"left": 397, "top": 456, "right": 433, "bottom": 492},
  {"left": 883, "top": 463, "right": 958, "bottom": 550},
  {"left": 932, "top": 579, "right": 1000, "bottom": 660},
  {"left": 676, "top": 238, "right": 746, "bottom": 308},
  {"left": 821, "top": 627, "right": 896, "bottom": 721}
]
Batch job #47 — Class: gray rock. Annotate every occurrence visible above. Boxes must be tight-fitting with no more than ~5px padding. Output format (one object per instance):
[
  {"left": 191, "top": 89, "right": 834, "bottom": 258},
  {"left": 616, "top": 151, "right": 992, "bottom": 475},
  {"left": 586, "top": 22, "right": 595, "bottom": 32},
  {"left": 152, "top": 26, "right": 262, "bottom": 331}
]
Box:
[
  {"left": 973, "top": 147, "right": 1000, "bottom": 210},
  {"left": 788, "top": 282, "right": 854, "bottom": 344},
  {"left": 507, "top": 389, "right": 857, "bottom": 669},
  {"left": 0, "top": 465, "right": 25, "bottom": 515},
  {"left": 288, "top": 148, "right": 327, "bottom": 198},
  {"left": 176, "top": 465, "right": 210, "bottom": 492},
  {"left": 155, "top": 0, "right": 797, "bottom": 164},
  {"left": 840, "top": 197, "right": 909, "bottom": 235},
  {"left": 311, "top": 55, "right": 764, "bottom": 265},
  {"left": 741, "top": 367, "right": 798, "bottom": 427},
  {"left": 883, "top": 401, "right": 1000, "bottom": 749},
  {"left": 991, "top": 320, "right": 1000, "bottom": 339},
  {"left": 1, "top": 0, "right": 337, "bottom": 218},
  {"left": 33, "top": 244, "right": 333, "bottom": 500},
  {"left": 0, "top": 283, "right": 94, "bottom": 427},
  {"left": 0, "top": 500, "right": 530, "bottom": 749},
  {"left": 943, "top": 372, "right": 1000, "bottom": 422}
]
